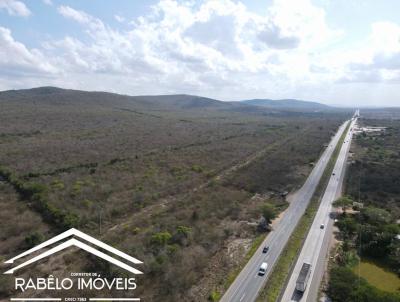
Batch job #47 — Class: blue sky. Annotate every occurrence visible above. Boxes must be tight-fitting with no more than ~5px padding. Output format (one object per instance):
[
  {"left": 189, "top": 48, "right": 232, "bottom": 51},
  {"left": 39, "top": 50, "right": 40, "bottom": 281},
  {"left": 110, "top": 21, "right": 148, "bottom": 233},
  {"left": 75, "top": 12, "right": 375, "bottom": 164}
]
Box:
[{"left": 0, "top": 0, "right": 400, "bottom": 106}]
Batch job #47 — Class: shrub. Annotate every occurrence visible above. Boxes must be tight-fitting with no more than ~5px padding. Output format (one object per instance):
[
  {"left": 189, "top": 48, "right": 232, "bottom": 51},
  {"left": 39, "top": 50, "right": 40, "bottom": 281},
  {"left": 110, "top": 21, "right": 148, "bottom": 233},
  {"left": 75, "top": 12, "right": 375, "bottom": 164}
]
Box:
[
  {"left": 62, "top": 212, "right": 79, "bottom": 228},
  {"left": 72, "top": 180, "right": 85, "bottom": 195},
  {"left": 176, "top": 225, "right": 191, "bottom": 237},
  {"left": 209, "top": 290, "right": 221, "bottom": 301},
  {"left": 151, "top": 231, "right": 172, "bottom": 246},
  {"left": 167, "top": 244, "right": 179, "bottom": 255},
  {"left": 131, "top": 227, "right": 141, "bottom": 235},
  {"left": 25, "top": 232, "right": 44, "bottom": 248},
  {"left": 82, "top": 199, "right": 93, "bottom": 209},
  {"left": 191, "top": 165, "right": 203, "bottom": 173},
  {"left": 51, "top": 179, "right": 65, "bottom": 190}
]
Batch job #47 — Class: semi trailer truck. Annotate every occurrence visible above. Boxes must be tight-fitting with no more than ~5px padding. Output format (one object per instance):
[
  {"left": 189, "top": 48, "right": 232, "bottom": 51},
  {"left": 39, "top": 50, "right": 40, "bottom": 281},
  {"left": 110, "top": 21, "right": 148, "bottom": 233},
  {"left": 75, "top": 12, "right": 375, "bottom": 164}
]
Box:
[{"left": 296, "top": 262, "right": 311, "bottom": 292}]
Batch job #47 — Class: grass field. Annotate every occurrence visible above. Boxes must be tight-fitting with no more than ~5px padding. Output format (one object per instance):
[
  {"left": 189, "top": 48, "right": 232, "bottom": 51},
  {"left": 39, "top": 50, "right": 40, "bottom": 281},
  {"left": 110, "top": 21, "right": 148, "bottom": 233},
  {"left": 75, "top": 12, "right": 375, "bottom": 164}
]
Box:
[{"left": 353, "top": 260, "right": 400, "bottom": 293}]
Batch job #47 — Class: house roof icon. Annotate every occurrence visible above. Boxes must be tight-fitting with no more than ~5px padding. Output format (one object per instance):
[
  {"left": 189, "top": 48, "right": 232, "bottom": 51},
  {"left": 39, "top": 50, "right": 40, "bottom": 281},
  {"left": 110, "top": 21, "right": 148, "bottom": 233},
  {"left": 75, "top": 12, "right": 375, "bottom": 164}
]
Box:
[{"left": 4, "top": 228, "right": 143, "bottom": 275}]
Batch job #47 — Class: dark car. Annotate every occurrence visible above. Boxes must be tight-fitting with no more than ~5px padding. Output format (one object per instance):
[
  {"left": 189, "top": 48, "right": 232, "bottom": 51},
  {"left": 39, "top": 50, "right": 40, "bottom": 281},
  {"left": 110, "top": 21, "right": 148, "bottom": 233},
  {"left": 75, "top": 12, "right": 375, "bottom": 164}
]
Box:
[{"left": 262, "top": 246, "right": 269, "bottom": 253}]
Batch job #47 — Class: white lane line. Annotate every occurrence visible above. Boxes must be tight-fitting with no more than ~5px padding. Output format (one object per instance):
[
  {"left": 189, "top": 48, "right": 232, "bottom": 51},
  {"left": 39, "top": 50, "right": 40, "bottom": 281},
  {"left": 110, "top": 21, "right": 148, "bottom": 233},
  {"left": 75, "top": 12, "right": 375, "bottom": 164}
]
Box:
[{"left": 239, "top": 293, "right": 246, "bottom": 302}]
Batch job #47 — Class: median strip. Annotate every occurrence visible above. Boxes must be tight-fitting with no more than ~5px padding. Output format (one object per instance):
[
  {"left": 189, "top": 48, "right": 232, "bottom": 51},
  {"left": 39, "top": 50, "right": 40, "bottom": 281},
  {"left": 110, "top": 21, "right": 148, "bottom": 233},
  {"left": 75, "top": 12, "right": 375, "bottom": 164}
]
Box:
[{"left": 256, "top": 121, "right": 351, "bottom": 302}]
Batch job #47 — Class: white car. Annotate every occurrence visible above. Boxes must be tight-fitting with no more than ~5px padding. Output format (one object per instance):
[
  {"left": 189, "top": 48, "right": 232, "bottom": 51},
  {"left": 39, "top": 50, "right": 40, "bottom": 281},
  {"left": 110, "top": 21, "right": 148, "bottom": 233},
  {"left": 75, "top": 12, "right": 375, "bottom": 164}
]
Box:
[{"left": 259, "top": 262, "right": 268, "bottom": 276}]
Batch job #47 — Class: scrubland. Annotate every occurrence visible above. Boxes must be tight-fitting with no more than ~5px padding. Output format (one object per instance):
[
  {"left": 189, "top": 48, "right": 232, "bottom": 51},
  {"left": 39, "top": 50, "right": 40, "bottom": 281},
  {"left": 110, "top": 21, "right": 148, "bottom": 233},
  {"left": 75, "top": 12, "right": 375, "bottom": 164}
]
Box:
[{"left": 0, "top": 87, "right": 347, "bottom": 301}]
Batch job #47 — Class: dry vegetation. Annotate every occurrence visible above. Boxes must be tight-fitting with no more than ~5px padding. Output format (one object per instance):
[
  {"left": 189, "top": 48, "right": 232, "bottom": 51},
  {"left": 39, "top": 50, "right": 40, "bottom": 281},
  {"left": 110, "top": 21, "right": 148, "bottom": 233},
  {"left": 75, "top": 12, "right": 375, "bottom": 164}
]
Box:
[
  {"left": 326, "top": 109, "right": 400, "bottom": 302},
  {"left": 0, "top": 87, "right": 348, "bottom": 301}
]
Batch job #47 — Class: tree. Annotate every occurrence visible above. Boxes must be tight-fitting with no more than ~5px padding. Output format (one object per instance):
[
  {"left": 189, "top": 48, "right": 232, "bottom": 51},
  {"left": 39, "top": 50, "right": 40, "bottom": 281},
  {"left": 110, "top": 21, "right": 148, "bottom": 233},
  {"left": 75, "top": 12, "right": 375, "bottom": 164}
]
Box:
[
  {"left": 328, "top": 266, "right": 400, "bottom": 302},
  {"left": 333, "top": 196, "right": 353, "bottom": 214},
  {"left": 360, "top": 206, "right": 391, "bottom": 225},
  {"left": 328, "top": 266, "right": 357, "bottom": 302},
  {"left": 337, "top": 216, "right": 358, "bottom": 238},
  {"left": 261, "top": 203, "right": 276, "bottom": 225}
]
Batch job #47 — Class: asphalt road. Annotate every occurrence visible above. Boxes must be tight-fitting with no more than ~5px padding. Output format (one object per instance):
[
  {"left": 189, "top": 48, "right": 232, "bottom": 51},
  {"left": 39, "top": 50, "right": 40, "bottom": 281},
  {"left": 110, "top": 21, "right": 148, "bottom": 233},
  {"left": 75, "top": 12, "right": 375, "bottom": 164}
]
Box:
[
  {"left": 280, "top": 117, "right": 357, "bottom": 302},
  {"left": 220, "top": 121, "right": 350, "bottom": 302}
]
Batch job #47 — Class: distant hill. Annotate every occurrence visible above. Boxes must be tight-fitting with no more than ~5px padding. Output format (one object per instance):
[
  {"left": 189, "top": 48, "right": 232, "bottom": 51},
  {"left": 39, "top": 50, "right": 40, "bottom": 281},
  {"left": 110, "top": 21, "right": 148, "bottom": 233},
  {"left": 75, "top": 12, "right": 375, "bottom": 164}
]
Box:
[
  {"left": 0, "top": 87, "right": 235, "bottom": 110},
  {"left": 241, "top": 99, "right": 330, "bottom": 110},
  {"left": 129, "top": 94, "right": 230, "bottom": 110},
  {"left": 0, "top": 87, "right": 333, "bottom": 115}
]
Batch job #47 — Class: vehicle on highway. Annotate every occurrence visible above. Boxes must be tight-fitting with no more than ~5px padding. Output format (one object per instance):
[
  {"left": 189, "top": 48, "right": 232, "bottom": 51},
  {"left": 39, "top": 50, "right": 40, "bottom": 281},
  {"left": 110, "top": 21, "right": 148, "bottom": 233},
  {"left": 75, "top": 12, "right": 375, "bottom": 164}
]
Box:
[
  {"left": 258, "top": 262, "right": 268, "bottom": 276},
  {"left": 262, "top": 246, "right": 269, "bottom": 253},
  {"left": 296, "top": 262, "right": 311, "bottom": 292},
  {"left": 332, "top": 172, "right": 335, "bottom": 176},
  {"left": 320, "top": 224, "right": 325, "bottom": 229}
]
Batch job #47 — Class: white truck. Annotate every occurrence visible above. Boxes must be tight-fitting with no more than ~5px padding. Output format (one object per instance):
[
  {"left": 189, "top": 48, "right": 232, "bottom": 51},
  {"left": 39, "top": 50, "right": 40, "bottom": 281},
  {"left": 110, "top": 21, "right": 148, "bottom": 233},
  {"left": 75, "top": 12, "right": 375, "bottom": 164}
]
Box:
[{"left": 295, "top": 262, "right": 311, "bottom": 292}]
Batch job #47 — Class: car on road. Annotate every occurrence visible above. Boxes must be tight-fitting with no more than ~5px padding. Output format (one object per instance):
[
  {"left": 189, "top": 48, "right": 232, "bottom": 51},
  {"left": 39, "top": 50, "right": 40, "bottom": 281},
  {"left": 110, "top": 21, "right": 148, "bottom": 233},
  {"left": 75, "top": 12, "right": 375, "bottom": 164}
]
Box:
[
  {"left": 259, "top": 262, "right": 268, "bottom": 276},
  {"left": 320, "top": 224, "right": 325, "bottom": 229},
  {"left": 262, "top": 246, "right": 269, "bottom": 253},
  {"left": 332, "top": 172, "right": 335, "bottom": 176}
]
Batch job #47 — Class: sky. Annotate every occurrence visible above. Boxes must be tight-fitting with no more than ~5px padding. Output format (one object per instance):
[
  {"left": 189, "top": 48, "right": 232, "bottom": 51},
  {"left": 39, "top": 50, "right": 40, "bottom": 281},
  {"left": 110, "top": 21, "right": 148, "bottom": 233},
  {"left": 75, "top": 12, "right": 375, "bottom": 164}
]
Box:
[{"left": 0, "top": 0, "right": 399, "bottom": 106}]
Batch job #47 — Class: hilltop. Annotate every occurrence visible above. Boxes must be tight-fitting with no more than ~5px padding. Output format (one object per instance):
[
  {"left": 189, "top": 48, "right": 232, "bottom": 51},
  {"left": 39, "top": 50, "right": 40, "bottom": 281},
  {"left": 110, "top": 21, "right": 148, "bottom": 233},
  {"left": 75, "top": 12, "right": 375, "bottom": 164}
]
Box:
[{"left": 241, "top": 98, "right": 330, "bottom": 110}]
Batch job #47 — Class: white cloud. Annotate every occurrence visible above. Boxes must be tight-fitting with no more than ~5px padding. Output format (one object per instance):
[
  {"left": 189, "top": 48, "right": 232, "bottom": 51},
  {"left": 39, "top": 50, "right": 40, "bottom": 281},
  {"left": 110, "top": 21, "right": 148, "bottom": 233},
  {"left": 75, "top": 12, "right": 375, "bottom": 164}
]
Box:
[
  {"left": 0, "top": 0, "right": 31, "bottom": 17},
  {"left": 0, "top": 27, "right": 57, "bottom": 76},
  {"left": 114, "top": 15, "right": 125, "bottom": 23},
  {"left": 0, "top": 0, "right": 343, "bottom": 99},
  {"left": 257, "top": 23, "right": 299, "bottom": 49},
  {"left": 58, "top": 5, "right": 95, "bottom": 25},
  {"left": 268, "top": 0, "right": 341, "bottom": 49},
  {"left": 370, "top": 22, "right": 400, "bottom": 54},
  {"left": 1, "top": 0, "right": 399, "bottom": 105},
  {"left": 339, "top": 21, "right": 400, "bottom": 83},
  {"left": 42, "top": 0, "right": 53, "bottom": 6}
]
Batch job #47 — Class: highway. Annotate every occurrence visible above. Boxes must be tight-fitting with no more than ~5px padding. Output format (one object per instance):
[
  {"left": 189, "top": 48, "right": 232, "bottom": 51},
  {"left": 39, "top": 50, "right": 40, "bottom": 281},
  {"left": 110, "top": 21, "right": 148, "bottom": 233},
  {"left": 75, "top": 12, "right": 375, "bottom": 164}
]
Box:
[
  {"left": 280, "top": 115, "right": 357, "bottom": 302},
  {"left": 220, "top": 120, "right": 350, "bottom": 302}
]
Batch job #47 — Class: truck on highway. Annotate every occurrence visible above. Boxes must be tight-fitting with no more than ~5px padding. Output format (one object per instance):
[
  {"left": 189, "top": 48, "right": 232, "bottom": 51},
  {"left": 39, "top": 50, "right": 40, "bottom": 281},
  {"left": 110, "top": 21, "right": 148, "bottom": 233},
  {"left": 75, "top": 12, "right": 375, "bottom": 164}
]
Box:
[{"left": 295, "top": 262, "right": 311, "bottom": 292}]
